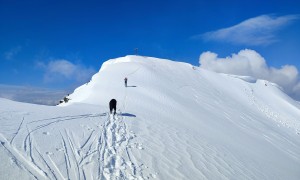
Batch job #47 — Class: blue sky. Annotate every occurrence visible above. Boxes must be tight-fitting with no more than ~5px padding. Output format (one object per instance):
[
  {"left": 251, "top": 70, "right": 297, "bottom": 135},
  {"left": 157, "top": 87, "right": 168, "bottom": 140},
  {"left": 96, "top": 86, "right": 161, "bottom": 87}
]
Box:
[{"left": 1, "top": 0, "right": 300, "bottom": 100}]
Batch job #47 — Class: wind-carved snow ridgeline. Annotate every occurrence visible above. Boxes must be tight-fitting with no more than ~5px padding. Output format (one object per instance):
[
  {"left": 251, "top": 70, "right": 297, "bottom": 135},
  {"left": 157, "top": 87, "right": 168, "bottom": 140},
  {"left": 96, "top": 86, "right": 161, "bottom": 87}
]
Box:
[{"left": 0, "top": 105, "right": 151, "bottom": 180}]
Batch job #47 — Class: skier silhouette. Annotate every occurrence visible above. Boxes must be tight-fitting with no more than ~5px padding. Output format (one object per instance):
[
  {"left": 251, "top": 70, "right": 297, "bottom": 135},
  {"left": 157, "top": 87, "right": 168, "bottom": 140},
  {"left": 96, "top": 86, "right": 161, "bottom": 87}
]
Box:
[
  {"left": 124, "top": 77, "right": 128, "bottom": 87},
  {"left": 109, "top": 99, "right": 117, "bottom": 115}
]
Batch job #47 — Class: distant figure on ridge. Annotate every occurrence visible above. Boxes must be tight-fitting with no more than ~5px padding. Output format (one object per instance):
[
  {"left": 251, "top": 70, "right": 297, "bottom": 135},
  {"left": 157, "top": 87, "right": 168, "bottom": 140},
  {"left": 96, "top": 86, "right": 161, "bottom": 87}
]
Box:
[
  {"left": 124, "top": 77, "right": 128, "bottom": 87},
  {"left": 109, "top": 99, "right": 117, "bottom": 115}
]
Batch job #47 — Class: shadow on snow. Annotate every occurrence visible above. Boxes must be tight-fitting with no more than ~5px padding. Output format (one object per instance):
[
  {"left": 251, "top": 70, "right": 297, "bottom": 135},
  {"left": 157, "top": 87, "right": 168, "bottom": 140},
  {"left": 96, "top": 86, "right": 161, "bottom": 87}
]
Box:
[{"left": 120, "top": 113, "right": 136, "bottom": 117}]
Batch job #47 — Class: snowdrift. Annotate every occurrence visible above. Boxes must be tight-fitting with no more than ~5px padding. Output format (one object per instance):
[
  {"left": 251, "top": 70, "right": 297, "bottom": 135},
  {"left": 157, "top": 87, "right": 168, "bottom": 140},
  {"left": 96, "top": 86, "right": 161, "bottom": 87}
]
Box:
[{"left": 1, "top": 55, "right": 300, "bottom": 179}]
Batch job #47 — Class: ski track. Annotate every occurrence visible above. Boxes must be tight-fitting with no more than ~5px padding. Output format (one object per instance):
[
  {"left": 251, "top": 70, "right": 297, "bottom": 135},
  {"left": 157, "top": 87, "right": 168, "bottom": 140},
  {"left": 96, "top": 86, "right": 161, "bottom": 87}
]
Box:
[
  {"left": 0, "top": 133, "right": 47, "bottom": 180},
  {"left": 1, "top": 110, "right": 148, "bottom": 180},
  {"left": 10, "top": 117, "right": 25, "bottom": 145}
]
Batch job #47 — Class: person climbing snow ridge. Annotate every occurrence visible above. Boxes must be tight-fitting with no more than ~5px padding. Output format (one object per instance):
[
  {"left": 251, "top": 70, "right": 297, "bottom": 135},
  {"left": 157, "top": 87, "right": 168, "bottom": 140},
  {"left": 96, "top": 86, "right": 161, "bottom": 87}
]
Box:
[{"left": 124, "top": 77, "right": 128, "bottom": 87}]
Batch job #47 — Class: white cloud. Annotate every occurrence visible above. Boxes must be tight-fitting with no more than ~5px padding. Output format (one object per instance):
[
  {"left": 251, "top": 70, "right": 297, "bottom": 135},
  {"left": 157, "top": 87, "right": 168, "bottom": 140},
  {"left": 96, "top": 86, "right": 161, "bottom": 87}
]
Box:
[
  {"left": 47, "top": 60, "right": 78, "bottom": 79},
  {"left": 39, "top": 59, "right": 96, "bottom": 84},
  {"left": 199, "top": 14, "right": 299, "bottom": 46},
  {"left": 199, "top": 49, "right": 300, "bottom": 100}
]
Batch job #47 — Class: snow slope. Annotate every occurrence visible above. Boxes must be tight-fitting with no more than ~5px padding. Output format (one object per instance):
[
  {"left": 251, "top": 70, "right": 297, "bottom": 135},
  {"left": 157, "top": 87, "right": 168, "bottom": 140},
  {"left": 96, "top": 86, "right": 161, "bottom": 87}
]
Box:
[{"left": 1, "top": 55, "right": 300, "bottom": 179}]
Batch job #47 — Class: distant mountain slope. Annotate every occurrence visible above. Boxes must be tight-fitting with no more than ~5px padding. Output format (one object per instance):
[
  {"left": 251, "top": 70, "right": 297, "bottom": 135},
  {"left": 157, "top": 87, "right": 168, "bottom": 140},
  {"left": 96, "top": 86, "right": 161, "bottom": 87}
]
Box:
[{"left": 1, "top": 55, "right": 300, "bottom": 179}]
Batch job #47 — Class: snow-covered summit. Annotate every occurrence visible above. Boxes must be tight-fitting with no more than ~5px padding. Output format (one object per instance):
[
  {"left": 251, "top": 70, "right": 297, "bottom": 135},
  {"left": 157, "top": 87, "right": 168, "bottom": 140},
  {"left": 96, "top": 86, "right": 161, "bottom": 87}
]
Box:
[
  {"left": 65, "top": 55, "right": 300, "bottom": 132},
  {"left": 1, "top": 55, "right": 300, "bottom": 179},
  {"left": 64, "top": 55, "right": 188, "bottom": 101}
]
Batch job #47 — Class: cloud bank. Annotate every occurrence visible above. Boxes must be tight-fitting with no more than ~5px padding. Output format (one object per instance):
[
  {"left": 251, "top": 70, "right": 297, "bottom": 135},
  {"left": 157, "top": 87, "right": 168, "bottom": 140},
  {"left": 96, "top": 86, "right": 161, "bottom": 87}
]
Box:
[
  {"left": 38, "top": 59, "right": 96, "bottom": 85},
  {"left": 0, "top": 59, "right": 96, "bottom": 105},
  {"left": 0, "top": 84, "right": 67, "bottom": 105},
  {"left": 200, "top": 14, "right": 299, "bottom": 46},
  {"left": 199, "top": 49, "right": 300, "bottom": 100}
]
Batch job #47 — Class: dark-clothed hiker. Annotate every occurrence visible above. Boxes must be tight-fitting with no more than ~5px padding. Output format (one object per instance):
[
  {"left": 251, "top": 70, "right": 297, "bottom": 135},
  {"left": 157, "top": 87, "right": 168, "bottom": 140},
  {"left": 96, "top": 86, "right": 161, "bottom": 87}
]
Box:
[
  {"left": 109, "top": 99, "right": 117, "bottom": 115},
  {"left": 124, "top": 77, "right": 128, "bottom": 87}
]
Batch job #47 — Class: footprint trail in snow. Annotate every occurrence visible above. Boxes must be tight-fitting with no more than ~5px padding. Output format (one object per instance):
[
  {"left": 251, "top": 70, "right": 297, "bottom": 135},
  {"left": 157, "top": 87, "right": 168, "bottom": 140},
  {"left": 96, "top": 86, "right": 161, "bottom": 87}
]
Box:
[
  {"left": 98, "top": 113, "right": 146, "bottom": 179},
  {"left": 0, "top": 111, "right": 151, "bottom": 180}
]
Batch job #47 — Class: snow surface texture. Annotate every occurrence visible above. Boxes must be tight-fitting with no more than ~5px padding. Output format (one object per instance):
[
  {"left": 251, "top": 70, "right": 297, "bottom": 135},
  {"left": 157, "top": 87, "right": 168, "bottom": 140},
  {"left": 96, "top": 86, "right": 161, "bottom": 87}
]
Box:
[{"left": 1, "top": 55, "right": 300, "bottom": 179}]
